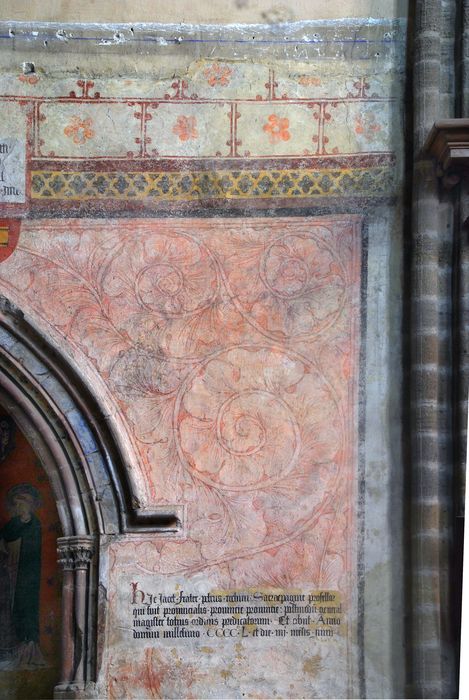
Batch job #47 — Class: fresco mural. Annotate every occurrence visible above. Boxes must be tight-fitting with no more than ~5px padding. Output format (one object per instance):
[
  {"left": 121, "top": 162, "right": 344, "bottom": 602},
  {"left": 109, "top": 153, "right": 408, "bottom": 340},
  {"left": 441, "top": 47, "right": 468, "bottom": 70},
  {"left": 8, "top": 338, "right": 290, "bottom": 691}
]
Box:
[
  {"left": 0, "top": 416, "right": 62, "bottom": 700},
  {"left": 0, "top": 14, "right": 406, "bottom": 699}
]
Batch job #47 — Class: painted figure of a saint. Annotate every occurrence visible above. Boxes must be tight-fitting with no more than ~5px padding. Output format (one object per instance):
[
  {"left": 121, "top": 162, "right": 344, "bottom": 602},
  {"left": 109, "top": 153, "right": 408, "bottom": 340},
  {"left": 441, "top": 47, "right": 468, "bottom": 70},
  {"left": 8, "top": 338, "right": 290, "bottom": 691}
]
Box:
[{"left": 0, "top": 483, "right": 45, "bottom": 669}]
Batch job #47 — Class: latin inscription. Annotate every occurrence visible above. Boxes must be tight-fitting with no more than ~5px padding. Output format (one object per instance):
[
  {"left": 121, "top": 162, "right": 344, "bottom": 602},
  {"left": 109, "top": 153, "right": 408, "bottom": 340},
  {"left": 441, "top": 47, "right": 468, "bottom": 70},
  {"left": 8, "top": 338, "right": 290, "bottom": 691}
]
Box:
[
  {"left": 0, "top": 139, "right": 25, "bottom": 203},
  {"left": 129, "top": 583, "right": 343, "bottom": 642}
]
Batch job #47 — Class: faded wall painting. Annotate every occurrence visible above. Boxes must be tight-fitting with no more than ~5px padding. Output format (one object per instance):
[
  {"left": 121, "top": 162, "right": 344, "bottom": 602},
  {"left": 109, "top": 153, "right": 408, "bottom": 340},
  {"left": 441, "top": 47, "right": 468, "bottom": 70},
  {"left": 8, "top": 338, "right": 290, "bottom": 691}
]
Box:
[
  {"left": 0, "top": 416, "right": 62, "bottom": 700},
  {"left": 104, "top": 216, "right": 361, "bottom": 699},
  {"left": 0, "top": 216, "right": 360, "bottom": 697},
  {"left": 0, "top": 14, "right": 406, "bottom": 699}
]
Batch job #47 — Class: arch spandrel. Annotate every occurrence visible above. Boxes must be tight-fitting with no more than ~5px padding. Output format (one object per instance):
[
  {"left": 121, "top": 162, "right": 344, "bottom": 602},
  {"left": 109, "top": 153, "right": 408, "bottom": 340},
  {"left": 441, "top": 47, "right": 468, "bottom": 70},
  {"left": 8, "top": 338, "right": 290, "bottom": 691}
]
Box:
[{"left": 0, "top": 295, "right": 182, "bottom": 534}]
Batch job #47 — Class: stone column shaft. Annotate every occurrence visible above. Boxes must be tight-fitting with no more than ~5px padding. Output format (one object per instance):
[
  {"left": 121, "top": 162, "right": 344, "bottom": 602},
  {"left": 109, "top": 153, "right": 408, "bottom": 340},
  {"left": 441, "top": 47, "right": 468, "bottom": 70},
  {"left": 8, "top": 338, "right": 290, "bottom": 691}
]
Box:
[
  {"left": 411, "top": 2, "right": 457, "bottom": 698},
  {"left": 55, "top": 536, "right": 95, "bottom": 697},
  {"left": 456, "top": 0, "right": 469, "bottom": 518},
  {"left": 57, "top": 545, "right": 75, "bottom": 686}
]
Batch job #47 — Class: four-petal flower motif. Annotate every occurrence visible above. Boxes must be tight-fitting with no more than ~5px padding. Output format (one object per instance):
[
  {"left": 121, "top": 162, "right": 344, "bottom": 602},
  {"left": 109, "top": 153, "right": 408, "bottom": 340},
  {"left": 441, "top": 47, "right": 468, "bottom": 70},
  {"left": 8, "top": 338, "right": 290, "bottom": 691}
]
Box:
[
  {"left": 63, "top": 116, "right": 95, "bottom": 145},
  {"left": 204, "top": 63, "right": 233, "bottom": 87},
  {"left": 355, "top": 112, "right": 381, "bottom": 141},
  {"left": 263, "top": 114, "right": 291, "bottom": 144},
  {"left": 172, "top": 115, "right": 198, "bottom": 142}
]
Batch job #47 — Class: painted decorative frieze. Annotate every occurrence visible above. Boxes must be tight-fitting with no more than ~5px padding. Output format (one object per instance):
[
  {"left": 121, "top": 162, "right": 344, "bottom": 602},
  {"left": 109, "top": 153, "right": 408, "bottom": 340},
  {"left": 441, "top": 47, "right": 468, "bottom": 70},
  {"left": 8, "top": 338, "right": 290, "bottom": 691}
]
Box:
[{"left": 0, "top": 34, "right": 403, "bottom": 215}]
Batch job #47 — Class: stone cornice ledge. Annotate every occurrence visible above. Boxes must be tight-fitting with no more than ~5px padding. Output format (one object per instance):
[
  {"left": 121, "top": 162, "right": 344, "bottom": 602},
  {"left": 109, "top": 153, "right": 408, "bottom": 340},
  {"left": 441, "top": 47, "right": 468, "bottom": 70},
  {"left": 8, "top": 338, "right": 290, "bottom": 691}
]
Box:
[{"left": 423, "top": 119, "right": 469, "bottom": 186}]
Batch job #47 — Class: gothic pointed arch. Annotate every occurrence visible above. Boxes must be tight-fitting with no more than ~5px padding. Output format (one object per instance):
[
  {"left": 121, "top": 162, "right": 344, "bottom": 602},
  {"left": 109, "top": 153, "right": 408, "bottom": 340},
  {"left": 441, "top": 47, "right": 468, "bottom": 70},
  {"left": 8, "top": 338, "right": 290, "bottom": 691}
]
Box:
[{"left": 0, "top": 295, "right": 180, "bottom": 697}]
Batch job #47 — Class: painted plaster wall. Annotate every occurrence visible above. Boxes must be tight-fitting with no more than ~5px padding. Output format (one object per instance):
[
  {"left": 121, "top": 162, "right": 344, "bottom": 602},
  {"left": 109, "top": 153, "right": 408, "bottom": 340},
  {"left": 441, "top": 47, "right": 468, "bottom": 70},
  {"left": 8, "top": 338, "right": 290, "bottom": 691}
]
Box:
[
  {"left": 1, "top": 1, "right": 409, "bottom": 23},
  {"left": 0, "top": 7, "right": 407, "bottom": 699}
]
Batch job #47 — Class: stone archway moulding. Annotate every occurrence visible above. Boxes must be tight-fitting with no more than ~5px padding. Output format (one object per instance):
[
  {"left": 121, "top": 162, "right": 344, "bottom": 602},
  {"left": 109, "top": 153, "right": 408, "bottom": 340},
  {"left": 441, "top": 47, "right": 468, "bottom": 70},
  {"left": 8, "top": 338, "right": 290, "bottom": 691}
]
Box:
[{"left": 0, "top": 294, "right": 183, "bottom": 698}]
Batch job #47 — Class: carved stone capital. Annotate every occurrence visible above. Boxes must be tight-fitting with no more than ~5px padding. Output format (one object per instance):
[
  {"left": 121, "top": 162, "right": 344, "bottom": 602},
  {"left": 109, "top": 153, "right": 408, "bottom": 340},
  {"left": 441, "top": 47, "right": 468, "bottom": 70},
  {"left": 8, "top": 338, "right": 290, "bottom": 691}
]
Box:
[
  {"left": 57, "top": 541, "right": 75, "bottom": 571},
  {"left": 57, "top": 535, "right": 95, "bottom": 571}
]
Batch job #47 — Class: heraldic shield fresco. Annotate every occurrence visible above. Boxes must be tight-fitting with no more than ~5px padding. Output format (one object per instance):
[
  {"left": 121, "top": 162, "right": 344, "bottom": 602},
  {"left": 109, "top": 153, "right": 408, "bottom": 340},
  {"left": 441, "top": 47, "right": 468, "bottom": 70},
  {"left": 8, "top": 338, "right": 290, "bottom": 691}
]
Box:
[{"left": 0, "top": 13, "right": 406, "bottom": 700}]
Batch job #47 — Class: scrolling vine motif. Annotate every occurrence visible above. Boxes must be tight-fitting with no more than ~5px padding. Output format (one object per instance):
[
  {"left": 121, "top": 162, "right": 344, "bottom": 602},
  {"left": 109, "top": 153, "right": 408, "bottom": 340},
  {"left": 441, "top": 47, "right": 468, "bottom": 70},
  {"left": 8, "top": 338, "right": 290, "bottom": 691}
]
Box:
[{"left": 0, "top": 218, "right": 359, "bottom": 588}]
